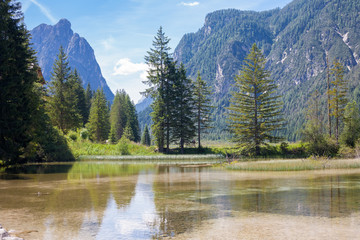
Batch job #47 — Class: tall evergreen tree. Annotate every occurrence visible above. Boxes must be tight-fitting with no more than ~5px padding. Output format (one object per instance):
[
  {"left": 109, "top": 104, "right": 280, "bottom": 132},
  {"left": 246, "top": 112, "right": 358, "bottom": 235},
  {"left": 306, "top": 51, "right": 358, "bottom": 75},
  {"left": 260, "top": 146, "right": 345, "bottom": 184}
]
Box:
[
  {"left": 109, "top": 91, "right": 126, "bottom": 143},
  {"left": 0, "top": 0, "right": 40, "bottom": 163},
  {"left": 84, "top": 83, "right": 93, "bottom": 124},
  {"left": 125, "top": 94, "right": 141, "bottom": 142},
  {"left": 193, "top": 72, "right": 213, "bottom": 150},
  {"left": 48, "top": 47, "right": 82, "bottom": 133},
  {"left": 171, "top": 63, "right": 196, "bottom": 153},
  {"left": 144, "top": 26, "right": 172, "bottom": 153},
  {"left": 329, "top": 59, "right": 347, "bottom": 144},
  {"left": 70, "top": 69, "right": 87, "bottom": 126},
  {"left": 141, "top": 124, "right": 151, "bottom": 146},
  {"left": 86, "top": 89, "right": 110, "bottom": 142},
  {"left": 227, "top": 43, "right": 285, "bottom": 155},
  {"left": 0, "top": 1, "right": 73, "bottom": 164}
]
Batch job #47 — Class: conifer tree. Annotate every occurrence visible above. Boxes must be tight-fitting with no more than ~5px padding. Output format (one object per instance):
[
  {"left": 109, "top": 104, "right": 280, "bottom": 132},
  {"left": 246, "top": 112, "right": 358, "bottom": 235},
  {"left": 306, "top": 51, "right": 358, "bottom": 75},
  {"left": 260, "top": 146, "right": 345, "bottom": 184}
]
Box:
[
  {"left": 109, "top": 90, "right": 140, "bottom": 143},
  {"left": 70, "top": 69, "right": 87, "bottom": 126},
  {"left": 193, "top": 72, "right": 213, "bottom": 150},
  {"left": 86, "top": 89, "right": 110, "bottom": 142},
  {"left": 84, "top": 83, "right": 93, "bottom": 123},
  {"left": 144, "top": 26, "right": 172, "bottom": 153},
  {"left": 171, "top": 63, "right": 196, "bottom": 153},
  {"left": 141, "top": 124, "right": 151, "bottom": 146},
  {"left": 109, "top": 91, "right": 126, "bottom": 143},
  {"left": 0, "top": 0, "right": 40, "bottom": 163},
  {"left": 123, "top": 121, "right": 134, "bottom": 141},
  {"left": 329, "top": 59, "right": 347, "bottom": 144},
  {"left": 125, "top": 94, "right": 140, "bottom": 142},
  {"left": 48, "top": 47, "right": 82, "bottom": 133},
  {"left": 227, "top": 43, "right": 284, "bottom": 155}
]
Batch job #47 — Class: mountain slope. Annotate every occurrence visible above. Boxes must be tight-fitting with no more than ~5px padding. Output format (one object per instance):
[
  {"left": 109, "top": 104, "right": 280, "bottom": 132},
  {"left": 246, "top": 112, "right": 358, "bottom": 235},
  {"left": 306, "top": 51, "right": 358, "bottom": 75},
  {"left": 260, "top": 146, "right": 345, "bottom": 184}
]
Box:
[
  {"left": 172, "top": 0, "right": 360, "bottom": 141},
  {"left": 30, "top": 19, "right": 114, "bottom": 101}
]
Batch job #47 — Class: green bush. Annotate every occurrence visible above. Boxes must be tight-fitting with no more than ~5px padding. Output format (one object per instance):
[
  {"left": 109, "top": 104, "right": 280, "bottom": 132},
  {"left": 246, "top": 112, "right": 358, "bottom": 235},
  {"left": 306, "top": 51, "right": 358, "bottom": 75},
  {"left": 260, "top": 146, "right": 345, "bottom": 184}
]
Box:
[
  {"left": 34, "top": 126, "right": 74, "bottom": 162},
  {"left": 68, "top": 131, "right": 78, "bottom": 141},
  {"left": 80, "top": 128, "right": 89, "bottom": 140},
  {"left": 117, "top": 136, "right": 130, "bottom": 155},
  {"left": 280, "top": 142, "right": 289, "bottom": 154},
  {"left": 305, "top": 137, "right": 338, "bottom": 157}
]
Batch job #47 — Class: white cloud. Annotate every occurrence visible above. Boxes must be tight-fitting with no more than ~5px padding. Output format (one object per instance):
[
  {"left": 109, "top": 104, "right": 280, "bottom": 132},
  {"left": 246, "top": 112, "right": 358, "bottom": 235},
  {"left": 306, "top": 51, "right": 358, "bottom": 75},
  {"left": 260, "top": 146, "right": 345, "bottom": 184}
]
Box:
[
  {"left": 29, "top": 0, "right": 57, "bottom": 24},
  {"left": 180, "top": 1, "right": 200, "bottom": 7},
  {"left": 113, "top": 58, "right": 148, "bottom": 76}
]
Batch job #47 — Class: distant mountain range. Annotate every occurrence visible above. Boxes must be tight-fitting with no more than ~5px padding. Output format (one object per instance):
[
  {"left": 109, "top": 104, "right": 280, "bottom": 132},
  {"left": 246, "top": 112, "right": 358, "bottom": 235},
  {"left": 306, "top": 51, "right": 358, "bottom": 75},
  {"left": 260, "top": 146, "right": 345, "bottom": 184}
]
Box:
[
  {"left": 169, "top": 0, "right": 360, "bottom": 141},
  {"left": 30, "top": 19, "right": 114, "bottom": 102}
]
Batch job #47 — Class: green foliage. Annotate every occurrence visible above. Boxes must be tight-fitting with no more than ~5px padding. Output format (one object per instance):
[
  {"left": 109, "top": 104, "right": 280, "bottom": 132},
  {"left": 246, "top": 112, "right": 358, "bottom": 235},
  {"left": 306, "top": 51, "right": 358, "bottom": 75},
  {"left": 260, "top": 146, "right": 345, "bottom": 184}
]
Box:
[
  {"left": 109, "top": 90, "right": 140, "bottom": 143},
  {"left": 47, "top": 47, "right": 83, "bottom": 133},
  {"left": 227, "top": 43, "right": 285, "bottom": 155},
  {"left": 0, "top": 1, "right": 72, "bottom": 164},
  {"left": 329, "top": 59, "right": 348, "bottom": 143},
  {"left": 141, "top": 124, "right": 151, "bottom": 146},
  {"left": 123, "top": 122, "right": 134, "bottom": 141},
  {"left": 171, "top": 63, "right": 196, "bottom": 153},
  {"left": 340, "top": 101, "right": 360, "bottom": 147},
  {"left": 70, "top": 69, "right": 88, "bottom": 126},
  {"left": 280, "top": 142, "right": 289, "bottom": 155},
  {"left": 86, "top": 89, "right": 110, "bottom": 142},
  {"left": 84, "top": 83, "right": 93, "bottom": 124},
  {"left": 304, "top": 134, "right": 339, "bottom": 157},
  {"left": 144, "top": 26, "right": 172, "bottom": 152},
  {"left": 80, "top": 128, "right": 89, "bottom": 140},
  {"left": 33, "top": 126, "right": 74, "bottom": 162},
  {"left": 193, "top": 72, "right": 213, "bottom": 149},
  {"left": 117, "top": 136, "right": 130, "bottom": 155},
  {"left": 67, "top": 131, "right": 78, "bottom": 141},
  {"left": 173, "top": 0, "right": 360, "bottom": 141},
  {"left": 302, "top": 90, "right": 338, "bottom": 156},
  {"left": 67, "top": 138, "right": 157, "bottom": 157}
]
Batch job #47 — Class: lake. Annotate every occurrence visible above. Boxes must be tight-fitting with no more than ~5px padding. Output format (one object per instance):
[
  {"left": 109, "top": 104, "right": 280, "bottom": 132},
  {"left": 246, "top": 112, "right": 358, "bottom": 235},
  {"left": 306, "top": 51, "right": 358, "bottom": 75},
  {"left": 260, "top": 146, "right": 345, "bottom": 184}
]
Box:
[{"left": 1, "top": 161, "right": 360, "bottom": 239}]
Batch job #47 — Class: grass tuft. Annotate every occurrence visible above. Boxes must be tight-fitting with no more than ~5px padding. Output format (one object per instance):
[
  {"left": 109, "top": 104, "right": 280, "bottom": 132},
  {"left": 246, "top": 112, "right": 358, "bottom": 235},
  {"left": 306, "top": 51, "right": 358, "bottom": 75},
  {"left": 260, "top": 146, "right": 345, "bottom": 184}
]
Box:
[{"left": 226, "top": 158, "right": 360, "bottom": 171}]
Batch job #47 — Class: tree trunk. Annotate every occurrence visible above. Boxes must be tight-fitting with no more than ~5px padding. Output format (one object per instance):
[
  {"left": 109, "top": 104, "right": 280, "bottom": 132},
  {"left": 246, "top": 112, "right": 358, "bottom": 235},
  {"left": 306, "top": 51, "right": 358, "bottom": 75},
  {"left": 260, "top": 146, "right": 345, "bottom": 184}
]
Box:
[
  {"left": 254, "top": 85, "right": 259, "bottom": 155},
  {"left": 180, "top": 138, "right": 184, "bottom": 154}
]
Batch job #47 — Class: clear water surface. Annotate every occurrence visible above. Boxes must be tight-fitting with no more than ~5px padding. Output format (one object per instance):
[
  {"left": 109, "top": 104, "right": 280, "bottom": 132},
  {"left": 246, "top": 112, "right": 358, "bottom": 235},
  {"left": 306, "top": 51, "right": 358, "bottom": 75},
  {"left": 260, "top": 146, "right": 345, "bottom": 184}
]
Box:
[{"left": 1, "top": 161, "right": 360, "bottom": 239}]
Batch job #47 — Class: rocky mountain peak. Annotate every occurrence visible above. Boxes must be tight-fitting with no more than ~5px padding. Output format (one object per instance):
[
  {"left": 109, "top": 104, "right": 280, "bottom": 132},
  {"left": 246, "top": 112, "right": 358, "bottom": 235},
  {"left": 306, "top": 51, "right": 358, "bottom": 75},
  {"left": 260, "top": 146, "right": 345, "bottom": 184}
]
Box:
[{"left": 30, "top": 19, "right": 114, "bottom": 102}]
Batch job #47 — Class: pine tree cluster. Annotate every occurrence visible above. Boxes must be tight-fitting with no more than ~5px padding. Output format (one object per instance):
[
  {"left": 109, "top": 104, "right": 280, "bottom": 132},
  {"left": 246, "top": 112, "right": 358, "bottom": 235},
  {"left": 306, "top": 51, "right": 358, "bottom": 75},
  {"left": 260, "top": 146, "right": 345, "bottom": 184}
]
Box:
[
  {"left": 109, "top": 90, "right": 140, "bottom": 143},
  {"left": 144, "top": 27, "right": 213, "bottom": 153}
]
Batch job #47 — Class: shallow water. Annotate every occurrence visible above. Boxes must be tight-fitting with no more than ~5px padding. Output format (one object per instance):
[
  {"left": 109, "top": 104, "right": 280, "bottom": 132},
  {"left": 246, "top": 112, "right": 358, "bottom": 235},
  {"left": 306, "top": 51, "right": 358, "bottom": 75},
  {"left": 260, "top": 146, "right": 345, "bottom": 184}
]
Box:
[{"left": 1, "top": 162, "right": 360, "bottom": 239}]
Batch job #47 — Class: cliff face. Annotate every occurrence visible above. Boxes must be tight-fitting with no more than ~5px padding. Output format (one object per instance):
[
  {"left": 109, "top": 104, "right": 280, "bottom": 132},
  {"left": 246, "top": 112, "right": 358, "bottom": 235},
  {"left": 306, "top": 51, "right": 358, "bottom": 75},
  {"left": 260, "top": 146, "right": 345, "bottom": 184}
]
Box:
[
  {"left": 173, "top": 0, "right": 360, "bottom": 140},
  {"left": 30, "top": 19, "right": 114, "bottom": 102}
]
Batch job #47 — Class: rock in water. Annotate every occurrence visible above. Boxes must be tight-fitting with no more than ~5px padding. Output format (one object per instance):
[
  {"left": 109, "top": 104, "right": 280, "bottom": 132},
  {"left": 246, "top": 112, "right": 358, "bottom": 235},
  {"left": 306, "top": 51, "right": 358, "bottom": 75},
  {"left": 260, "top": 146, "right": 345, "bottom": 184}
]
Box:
[{"left": 0, "top": 224, "right": 24, "bottom": 240}]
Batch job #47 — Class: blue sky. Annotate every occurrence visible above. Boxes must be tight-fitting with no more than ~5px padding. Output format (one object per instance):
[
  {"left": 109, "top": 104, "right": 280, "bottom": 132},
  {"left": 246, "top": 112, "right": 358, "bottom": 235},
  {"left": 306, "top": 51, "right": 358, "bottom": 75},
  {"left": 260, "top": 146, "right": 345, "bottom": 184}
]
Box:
[{"left": 19, "top": 0, "right": 292, "bottom": 103}]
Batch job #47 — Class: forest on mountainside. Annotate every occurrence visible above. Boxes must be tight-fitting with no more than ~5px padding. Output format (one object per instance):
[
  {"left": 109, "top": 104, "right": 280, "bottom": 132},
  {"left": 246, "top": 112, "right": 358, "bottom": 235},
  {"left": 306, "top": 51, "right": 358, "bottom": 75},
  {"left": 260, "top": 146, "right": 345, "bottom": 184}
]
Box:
[{"left": 137, "top": 0, "right": 360, "bottom": 142}]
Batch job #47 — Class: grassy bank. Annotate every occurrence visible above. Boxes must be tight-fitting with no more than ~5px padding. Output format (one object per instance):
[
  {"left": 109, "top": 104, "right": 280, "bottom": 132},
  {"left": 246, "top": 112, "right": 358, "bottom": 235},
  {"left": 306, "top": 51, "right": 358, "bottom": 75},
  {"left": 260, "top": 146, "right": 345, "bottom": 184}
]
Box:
[
  {"left": 67, "top": 134, "right": 309, "bottom": 160},
  {"left": 226, "top": 158, "right": 360, "bottom": 171},
  {"left": 79, "top": 154, "right": 223, "bottom": 161},
  {"left": 67, "top": 139, "right": 158, "bottom": 158}
]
